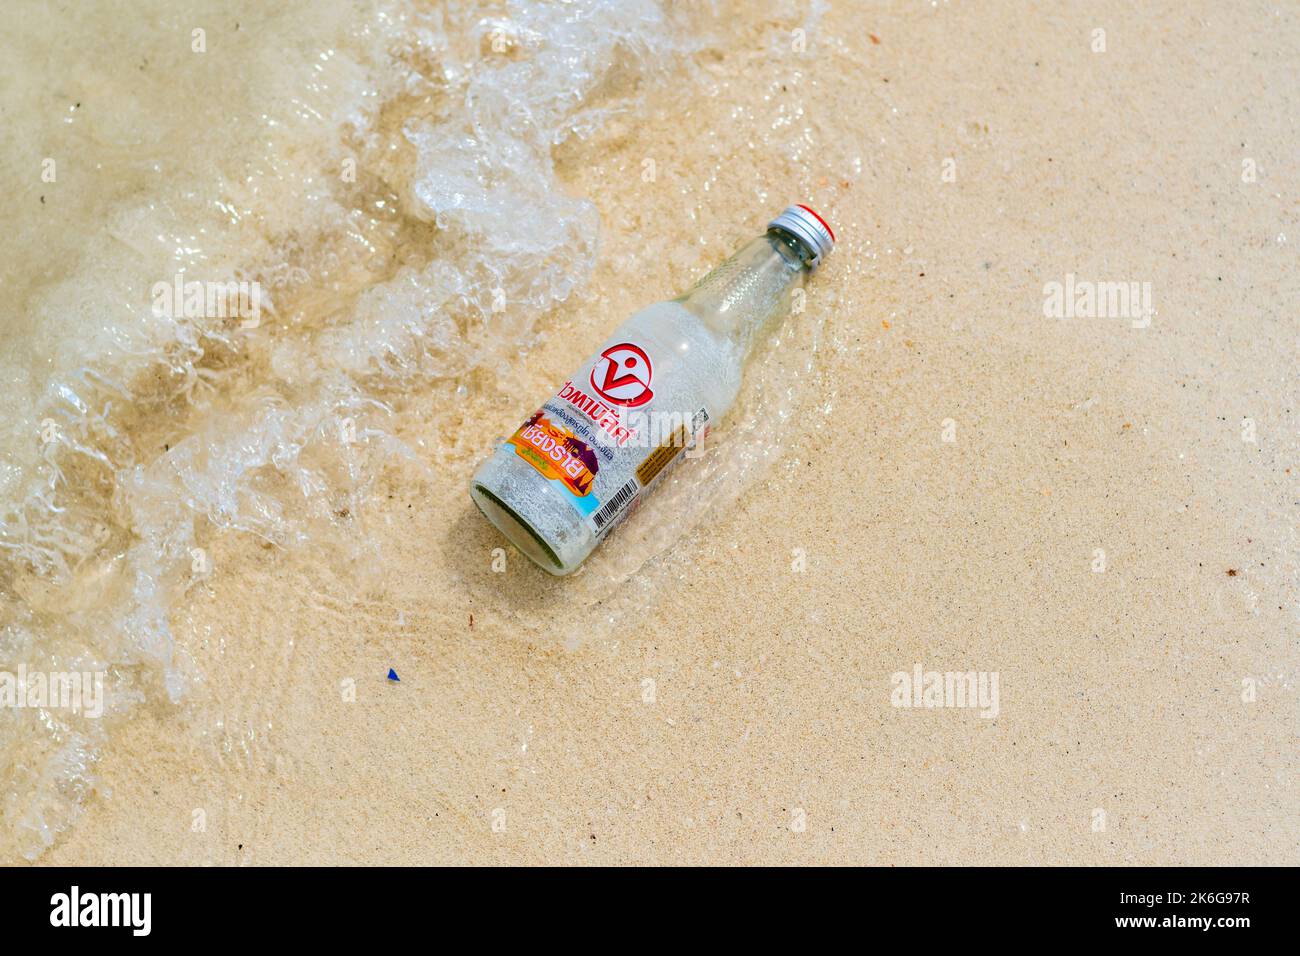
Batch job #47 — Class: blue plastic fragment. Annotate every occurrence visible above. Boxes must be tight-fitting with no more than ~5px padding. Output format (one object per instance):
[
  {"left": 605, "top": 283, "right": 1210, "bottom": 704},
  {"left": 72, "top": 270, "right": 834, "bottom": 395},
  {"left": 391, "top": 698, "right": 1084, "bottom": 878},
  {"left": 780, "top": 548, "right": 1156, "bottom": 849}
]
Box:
[{"left": 387, "top": 668, "right": 400, "bottom": 682}]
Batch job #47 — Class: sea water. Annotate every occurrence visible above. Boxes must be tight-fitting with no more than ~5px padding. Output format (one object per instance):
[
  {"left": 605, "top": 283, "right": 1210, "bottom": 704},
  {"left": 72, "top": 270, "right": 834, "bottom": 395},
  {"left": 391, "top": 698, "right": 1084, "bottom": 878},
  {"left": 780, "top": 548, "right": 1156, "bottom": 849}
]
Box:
[{"left": 0, "top": 0, "right": 832, "bottom": 860}]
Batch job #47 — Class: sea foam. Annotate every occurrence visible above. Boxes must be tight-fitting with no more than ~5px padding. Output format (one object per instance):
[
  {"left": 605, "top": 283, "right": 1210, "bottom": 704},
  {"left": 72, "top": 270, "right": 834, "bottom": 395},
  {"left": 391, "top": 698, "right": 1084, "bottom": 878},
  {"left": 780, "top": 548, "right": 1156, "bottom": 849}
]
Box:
[
  {"left": 0, "top": 0, "right": 700, "bottom": 860},
  {"left": 1, "top": 0, "right": 828, "bottom": 860}
]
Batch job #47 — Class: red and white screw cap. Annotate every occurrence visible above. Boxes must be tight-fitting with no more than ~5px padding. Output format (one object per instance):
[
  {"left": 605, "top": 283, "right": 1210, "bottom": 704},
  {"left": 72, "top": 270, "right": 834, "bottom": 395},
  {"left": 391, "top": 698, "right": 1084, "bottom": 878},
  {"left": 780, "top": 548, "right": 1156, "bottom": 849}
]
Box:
[{"left": 768, "top": 204, "right": 835, "bottom": 267}]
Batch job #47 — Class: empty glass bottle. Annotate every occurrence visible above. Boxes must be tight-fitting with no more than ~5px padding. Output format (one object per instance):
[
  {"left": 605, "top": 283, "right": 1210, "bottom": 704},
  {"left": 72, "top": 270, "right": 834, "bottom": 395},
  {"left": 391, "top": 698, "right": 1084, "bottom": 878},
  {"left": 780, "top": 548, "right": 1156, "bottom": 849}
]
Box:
[{"left": 470, "top": 204, "right": 835, "bottom": 575}]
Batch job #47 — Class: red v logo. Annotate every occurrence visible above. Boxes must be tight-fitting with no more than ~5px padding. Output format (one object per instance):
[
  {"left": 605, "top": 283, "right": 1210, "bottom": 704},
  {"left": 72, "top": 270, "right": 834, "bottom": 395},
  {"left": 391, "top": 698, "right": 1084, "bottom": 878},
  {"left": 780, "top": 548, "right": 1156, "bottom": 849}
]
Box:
[
  {"left": 599, "top": 362, "right": 644, "bottom": 393},
  {"left": 590, "top": 343, "right": 655, "bottom": 408}
]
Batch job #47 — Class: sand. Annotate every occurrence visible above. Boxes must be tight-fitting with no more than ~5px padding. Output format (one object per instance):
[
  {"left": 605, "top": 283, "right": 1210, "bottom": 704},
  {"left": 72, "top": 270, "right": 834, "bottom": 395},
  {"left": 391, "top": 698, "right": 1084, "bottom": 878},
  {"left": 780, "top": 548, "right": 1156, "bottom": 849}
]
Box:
[{"left": 16, "top": 0, "right": 1299, "bottom": 864}]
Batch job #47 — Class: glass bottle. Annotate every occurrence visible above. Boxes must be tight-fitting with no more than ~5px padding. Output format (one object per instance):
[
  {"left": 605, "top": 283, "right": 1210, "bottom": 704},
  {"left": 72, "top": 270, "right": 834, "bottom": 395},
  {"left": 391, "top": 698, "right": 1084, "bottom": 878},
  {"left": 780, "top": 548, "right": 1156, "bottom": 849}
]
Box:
[{"left": 470, "top": 204, "right": 835, "bottom": 575}]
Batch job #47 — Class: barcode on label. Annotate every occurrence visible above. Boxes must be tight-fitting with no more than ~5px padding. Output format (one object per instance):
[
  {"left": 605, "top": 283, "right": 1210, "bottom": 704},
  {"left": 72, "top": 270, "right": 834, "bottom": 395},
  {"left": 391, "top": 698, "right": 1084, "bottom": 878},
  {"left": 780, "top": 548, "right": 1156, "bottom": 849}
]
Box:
[{"left": 589, "top": 478, "right": 639, "bottom": 533}]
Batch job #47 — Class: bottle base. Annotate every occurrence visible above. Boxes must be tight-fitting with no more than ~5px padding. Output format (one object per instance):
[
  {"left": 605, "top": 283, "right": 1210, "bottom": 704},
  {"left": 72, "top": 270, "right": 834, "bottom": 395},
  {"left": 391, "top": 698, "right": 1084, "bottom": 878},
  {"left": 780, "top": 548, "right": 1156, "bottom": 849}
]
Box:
[
  {"left": 469, "top": 481, "right": 573, "bottom": 576},
  {"left": 470, "top": 442, "right": 601, "bottom": 575}
]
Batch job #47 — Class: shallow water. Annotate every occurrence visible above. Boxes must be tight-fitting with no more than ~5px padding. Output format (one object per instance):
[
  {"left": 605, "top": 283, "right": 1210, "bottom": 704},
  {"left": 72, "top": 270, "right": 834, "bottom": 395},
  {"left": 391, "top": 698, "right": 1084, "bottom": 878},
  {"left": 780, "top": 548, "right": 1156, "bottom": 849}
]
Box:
[
  {"left": 10, "top": 0, "right": 1295, "bottom": 866},
  {"left": 0, "top": 0, "right": 836, "bottom": 859}
]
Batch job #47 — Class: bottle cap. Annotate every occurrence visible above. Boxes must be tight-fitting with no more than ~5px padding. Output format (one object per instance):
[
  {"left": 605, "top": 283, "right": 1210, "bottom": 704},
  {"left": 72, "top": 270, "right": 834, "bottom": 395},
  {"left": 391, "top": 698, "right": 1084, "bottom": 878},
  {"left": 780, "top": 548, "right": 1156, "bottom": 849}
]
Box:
[{"left": 768, "top": 204, "right": 835, "bottom": 266}]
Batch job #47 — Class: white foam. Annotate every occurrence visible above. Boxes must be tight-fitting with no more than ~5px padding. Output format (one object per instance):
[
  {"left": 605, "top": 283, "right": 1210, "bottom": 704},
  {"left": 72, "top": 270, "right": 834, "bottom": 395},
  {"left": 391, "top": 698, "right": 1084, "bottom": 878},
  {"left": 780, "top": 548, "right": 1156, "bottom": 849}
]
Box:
[{"left": 0, "top": 0, "right": 823, "bottom": 859}]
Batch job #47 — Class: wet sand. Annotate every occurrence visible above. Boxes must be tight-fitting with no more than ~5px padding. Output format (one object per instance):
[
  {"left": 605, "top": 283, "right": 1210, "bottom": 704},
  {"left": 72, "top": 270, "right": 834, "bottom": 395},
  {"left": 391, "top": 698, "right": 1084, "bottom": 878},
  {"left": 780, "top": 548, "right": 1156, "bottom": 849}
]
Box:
[{"left": 24, "top": 0, "right": 1300, "bottom": 864}]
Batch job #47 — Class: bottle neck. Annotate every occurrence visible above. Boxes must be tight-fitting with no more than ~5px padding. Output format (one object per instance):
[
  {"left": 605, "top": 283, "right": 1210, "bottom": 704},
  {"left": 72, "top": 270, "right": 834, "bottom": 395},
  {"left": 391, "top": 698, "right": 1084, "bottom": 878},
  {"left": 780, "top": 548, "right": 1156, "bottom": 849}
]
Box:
[{"left": 675, "top": 229, "right": 813, "bottom": 354}]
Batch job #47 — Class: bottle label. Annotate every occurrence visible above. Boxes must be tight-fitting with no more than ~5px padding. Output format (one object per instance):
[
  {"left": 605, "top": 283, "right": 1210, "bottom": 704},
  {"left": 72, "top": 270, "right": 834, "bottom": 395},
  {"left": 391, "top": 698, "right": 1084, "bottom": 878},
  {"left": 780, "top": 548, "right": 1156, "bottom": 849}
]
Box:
[{"left": 504, "top": 340, "right": 709, "bottom": 536}]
